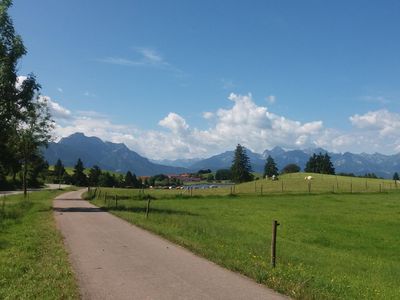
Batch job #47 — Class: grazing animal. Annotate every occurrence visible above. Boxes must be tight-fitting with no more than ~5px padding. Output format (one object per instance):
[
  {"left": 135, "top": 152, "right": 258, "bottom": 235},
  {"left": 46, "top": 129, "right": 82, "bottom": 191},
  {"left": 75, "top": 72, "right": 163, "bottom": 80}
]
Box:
[{"left": 305, "top": 176, "right": 313, "bottom": 180}]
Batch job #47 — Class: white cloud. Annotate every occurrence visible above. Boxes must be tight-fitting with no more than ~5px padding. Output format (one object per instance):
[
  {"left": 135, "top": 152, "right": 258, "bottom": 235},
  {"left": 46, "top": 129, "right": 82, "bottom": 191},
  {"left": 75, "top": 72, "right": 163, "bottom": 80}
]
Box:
[
  {"left": 203, "top": 112, "right": 214, "bottom": 119},
  {"left": 349, "top": 109, "right": 400, "bottom": 136},
  {"left": 159, "top": 113, "right": 189, "bottom": 134},
  {"left": 135, "top": 47, "right": 163, "bottom": 64},
  {"left": 15, "top": 76, "right": 28, "bottom": 90},
  {"left": 52, "top": 94, "right": 400, "bottom": 159},
  {"left": 39, "top": 96, "right": 71, "bottom": 120}
]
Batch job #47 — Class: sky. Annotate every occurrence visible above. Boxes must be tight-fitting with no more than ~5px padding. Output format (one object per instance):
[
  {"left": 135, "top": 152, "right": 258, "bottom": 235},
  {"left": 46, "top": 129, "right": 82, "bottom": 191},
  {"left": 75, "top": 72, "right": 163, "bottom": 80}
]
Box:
[{"left": 10, "top": 0, "right": 400, "bottom": 159}]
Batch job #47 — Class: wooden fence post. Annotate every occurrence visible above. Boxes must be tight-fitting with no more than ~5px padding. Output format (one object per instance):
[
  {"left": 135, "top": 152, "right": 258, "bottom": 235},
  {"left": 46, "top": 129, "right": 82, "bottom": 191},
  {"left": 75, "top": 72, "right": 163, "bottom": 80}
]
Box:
[
  {"left": 271, "top": 220, "right": 280, "bottom": 268},
  {"left": 146, "top": 198, "right": 151, "bottom": 218}
]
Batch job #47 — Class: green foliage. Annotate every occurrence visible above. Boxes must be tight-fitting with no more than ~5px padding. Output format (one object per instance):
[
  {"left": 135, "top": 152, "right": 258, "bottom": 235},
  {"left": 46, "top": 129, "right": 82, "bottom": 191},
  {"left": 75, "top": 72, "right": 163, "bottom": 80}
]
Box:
[
  {"left": 263, "top": 155, "right": 278, "bottom": 177},
  {"left": 0, "top": 0, "right": 53, "bottom": 191},
  {"left": 0, "top": 190, "right": 79, "bottom": 298},
  {"left": 304, "top": 153, "right": 335, "bottom": 174},
  {"left": 206, "top": 173, "right": 214, "bottom": 182},
  {"left": 197, "top": 169, "right": 212, "bottom": 174},
  {"left": 52, "top": 158, "right": 66, "bottom": 184},
  {"left": 72, "top": 158, "right": 87, "bottom": 186},
  {"left": 88, "top": 165, "right": 102, "bottom": 186},
  {"left": 215, "top": 169, "right": 232, "bottom": 180},
  {"left": 281, "top": 163, "right": 301, "bottom": 174},
  {"left": 148, "top": 174, "right": 182, "bottom": 187},
  {"left": 393, "top": 172, "right": 399, "bottom": 181},
  {"left": 230, "top": 144, "right": 253, "bottom": 183},
  {"left": 124, "top": 171, "right": 141, "bottom": 188}
]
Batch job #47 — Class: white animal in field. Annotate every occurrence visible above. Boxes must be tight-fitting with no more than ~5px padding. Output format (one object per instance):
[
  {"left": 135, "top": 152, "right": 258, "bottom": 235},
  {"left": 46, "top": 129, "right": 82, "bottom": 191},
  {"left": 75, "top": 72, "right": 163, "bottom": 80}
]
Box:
[{"left": 305, "top": 176, "right": 313, "bottom": 181}]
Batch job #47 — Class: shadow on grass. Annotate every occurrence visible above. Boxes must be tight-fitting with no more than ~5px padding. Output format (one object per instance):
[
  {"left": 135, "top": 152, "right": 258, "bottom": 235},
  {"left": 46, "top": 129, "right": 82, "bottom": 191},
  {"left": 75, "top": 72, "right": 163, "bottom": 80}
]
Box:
[{"left": 104, "top": 205, "right": 199, "bottom": 217}]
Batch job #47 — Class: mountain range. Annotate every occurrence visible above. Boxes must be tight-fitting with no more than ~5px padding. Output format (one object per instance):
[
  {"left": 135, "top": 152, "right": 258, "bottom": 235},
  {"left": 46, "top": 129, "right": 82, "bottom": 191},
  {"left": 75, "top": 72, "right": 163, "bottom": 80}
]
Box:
[
  {"left": 43, "top": 133, "right": 187, "bottom": 176},
  {"left": 43, "top": 133, "right": 400, "bottom": 178}
]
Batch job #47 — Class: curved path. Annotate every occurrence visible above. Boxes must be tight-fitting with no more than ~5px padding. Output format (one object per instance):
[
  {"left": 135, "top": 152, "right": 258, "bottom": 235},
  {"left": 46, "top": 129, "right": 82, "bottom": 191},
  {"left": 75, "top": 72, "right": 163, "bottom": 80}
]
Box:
[{"left": 54, "top": 190, "right": 288, "bottom": 300}]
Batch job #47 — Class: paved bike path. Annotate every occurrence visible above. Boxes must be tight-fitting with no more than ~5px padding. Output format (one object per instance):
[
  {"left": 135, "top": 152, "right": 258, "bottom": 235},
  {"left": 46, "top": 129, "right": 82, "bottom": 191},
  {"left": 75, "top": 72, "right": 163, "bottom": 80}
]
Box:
[{"left": 54, "top": 190, "right": 288, "bottom": 300}]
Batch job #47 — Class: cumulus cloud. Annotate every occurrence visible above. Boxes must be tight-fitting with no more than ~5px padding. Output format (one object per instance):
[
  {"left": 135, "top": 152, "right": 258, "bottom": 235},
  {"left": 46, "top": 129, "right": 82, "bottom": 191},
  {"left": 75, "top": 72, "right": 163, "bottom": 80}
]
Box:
[
  {"left": 158, "top": 112, "right": 189, "bottom": 134},
  {"left": 39, "top": 96, "right": 71, "bottom": 119},
  {"left": 350, "top": 109, "right": 400, "bottom": 136},
  {"left": 52, "top": 93, "right": 400, "bottom": 159}
]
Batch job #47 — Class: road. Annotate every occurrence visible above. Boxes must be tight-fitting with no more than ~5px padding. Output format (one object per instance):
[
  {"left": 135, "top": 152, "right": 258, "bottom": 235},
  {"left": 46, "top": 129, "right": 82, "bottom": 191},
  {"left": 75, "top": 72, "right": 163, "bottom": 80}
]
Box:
[{"left": 54, "top": 190, "right": 288, "bottom": 300}]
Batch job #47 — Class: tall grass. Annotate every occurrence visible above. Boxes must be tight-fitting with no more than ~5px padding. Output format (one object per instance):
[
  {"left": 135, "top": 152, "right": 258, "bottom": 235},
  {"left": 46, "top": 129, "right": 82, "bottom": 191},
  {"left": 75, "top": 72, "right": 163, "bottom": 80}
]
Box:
[{"left": 0, "top": 190, "right": 79, "bottom": 299}]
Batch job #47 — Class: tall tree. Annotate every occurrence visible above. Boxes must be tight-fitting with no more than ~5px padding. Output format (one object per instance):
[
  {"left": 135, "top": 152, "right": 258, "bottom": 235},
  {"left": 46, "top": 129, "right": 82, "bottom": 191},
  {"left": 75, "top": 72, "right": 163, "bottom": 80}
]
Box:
[
  {"left": 88, "top": 165, "right": 102, "bottom": 186},
  {"left": 230, "top": 144, "right": 253, "bottom": 183},
  {"left": 263, "top": 155, "right": 278, "bottom": 178},
  {"left": 54, "top": 159, "right": 66, "bottom": 184},
  {"left": 393, "top": 172, "right": 399, "bottom": 181},
  {"left": 305, "top": 152, "right": 335, "bottom": 175},
  {"left": 124, "top": 171, "right": 134, "bottom": 187},
  {"left": 0, "top": 0, "right": 52, "bottom": 193},
  {"left": 72, "top": 158, "right": 87, "bottom": 187}
]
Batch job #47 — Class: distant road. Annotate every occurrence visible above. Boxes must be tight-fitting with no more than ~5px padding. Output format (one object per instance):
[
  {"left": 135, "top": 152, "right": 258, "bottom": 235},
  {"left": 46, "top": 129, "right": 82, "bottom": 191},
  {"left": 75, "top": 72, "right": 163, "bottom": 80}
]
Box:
[
  {"left": 0, "top": 184, "right": 71, "bottom": 197},
  {"left": 54, "top": 190, "right": 288, "bottom": 300}
]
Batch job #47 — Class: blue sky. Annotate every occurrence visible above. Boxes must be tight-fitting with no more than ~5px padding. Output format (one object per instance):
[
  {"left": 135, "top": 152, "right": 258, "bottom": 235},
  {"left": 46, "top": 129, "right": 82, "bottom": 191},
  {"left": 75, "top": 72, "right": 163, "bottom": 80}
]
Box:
[{"left": 11, "top": 0, "right": 400, "bottom": 159}]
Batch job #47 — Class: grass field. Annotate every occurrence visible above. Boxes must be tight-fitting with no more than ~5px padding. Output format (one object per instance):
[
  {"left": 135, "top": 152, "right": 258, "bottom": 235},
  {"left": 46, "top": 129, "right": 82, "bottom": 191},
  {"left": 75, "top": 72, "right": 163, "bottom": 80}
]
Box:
[
  {"left": 88, "top": 173, "right": 400, "bottom": 299},
  {"left": 0, "top": 190, "right": 79, "bottom": 299}
]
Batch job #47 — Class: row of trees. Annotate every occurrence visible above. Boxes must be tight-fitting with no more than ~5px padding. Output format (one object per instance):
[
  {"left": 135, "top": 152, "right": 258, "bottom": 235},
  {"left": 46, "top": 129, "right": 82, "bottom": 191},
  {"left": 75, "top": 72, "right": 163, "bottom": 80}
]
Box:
[
  {"left": 229, "top": 144, "right": 337, "bottom": 183},
  {"left": 0, "top": 1, "right": 52, "bottom": 194},
  {"left": 50, "top": 159, "right": 143, "bottom": 188}
]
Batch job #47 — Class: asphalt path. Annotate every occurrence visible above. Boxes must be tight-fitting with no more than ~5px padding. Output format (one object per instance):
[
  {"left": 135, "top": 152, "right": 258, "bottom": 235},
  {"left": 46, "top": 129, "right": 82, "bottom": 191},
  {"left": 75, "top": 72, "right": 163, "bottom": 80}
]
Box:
[{"left": 54, "top": 190, "right": 288, "bottom": 300}]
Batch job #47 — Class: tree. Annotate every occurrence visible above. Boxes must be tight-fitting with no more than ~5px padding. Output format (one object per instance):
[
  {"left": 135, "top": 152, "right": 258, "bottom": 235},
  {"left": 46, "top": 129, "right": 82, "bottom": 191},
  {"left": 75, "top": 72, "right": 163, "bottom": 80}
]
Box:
[
  {"left": 72, "top": 158, "right": 87, "bottom": 186},
  {"left": 304, "top": 152, "right": 335, "bottom": 175},
  {"left": 230, "top": 144, "right": 253, "bottom": 183},
  {"left": 215, "top": 169, "right": 232, "bottom": 180},
  {"left": 206, "top": 173, "right": 214, "bottom": 182},
  {"left": 124, "top": 171, "right": 135, "bottom": 187},
  {"left": 393, "top": 172, "right": 399, "bottom": 181},
  {"left": 124, "top": 171, "right": 141, "bottom": 188},
  {"left": 98, "top": 172, "right": 117, "bottom": 187},
  {"left": 54, "top": 159, "right": 66, "bottom": 184},
  {"left": 88, "top": 165, "right": 102, "bottom": 186},
  {"left": 0, "top": 1, "right": 53, "bottom": 193},
  {"left": 281, "top": 163, "right": 300, "bottom": 174},
  {"left": 263, "top": 155, "right": 278, "bottom": 178}
]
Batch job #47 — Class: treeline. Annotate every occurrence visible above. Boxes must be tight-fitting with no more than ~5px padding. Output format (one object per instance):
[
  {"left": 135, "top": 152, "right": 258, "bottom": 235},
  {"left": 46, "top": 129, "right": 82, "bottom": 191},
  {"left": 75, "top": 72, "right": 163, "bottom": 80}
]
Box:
[
  {"left": 49, "top": 158, "right": 185, "bottom": 188},
  {"left": 0, "top": 1, "right": 52, "bottom": 193},
  {"left": 49, "top": 159, "right": 144, "bottom": 188}
]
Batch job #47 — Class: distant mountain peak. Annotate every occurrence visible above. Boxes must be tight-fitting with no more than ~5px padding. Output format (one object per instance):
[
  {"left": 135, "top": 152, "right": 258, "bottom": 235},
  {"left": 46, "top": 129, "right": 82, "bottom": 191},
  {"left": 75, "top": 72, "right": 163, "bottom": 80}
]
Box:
[{"left": 44, "top": 132, "right": 188, "bottom": 176}]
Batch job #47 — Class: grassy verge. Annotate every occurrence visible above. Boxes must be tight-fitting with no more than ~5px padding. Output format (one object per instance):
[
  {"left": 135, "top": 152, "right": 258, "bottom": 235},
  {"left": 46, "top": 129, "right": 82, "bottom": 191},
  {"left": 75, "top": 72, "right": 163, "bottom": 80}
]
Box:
[
  {"left": 90, "top": 190, "right": 400, "bottom": 299},
  {"left": 0, "top": 189, "right": 79, "bottom": 299}
]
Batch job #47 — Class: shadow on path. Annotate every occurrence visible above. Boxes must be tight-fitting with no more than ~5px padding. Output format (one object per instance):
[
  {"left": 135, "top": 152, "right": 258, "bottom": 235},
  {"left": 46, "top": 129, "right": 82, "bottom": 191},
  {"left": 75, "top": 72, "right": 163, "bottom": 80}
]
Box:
[{"left": 53, "top": 207, "right": 105, "bottom": 213}]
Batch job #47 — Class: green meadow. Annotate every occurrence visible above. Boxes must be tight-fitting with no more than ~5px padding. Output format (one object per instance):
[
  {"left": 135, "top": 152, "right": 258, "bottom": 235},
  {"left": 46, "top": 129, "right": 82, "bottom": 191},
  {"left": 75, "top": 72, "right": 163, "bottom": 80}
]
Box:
[
  {"left": 88, "top": 173, "right": 400, "bottom": 299},
  {"left": 0, "top": 190, "right": 79, "bottom": 299}
]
